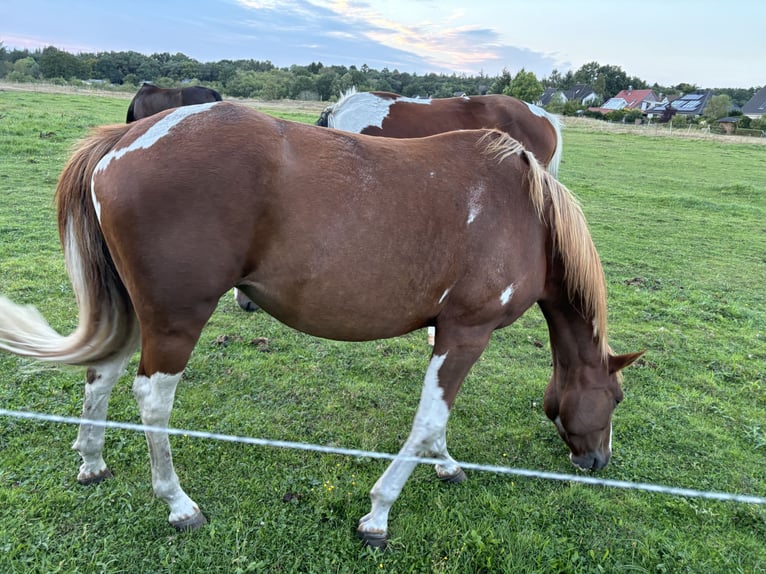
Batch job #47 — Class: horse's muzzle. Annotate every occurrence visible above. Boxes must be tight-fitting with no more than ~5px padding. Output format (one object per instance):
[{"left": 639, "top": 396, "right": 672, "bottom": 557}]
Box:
[{"left": 571, "top": 451, "right": 610, "bottom": 472}]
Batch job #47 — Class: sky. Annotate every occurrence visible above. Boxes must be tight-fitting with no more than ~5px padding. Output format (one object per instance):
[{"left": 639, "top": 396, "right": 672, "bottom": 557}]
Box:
[{"left": 2, "top": 0, "right": 763, "bottom": 89}]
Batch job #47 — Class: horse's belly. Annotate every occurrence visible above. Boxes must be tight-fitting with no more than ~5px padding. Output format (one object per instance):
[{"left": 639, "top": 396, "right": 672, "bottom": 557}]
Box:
[{"left": 238, "top": 282, "right": 437, "bottom": 342}]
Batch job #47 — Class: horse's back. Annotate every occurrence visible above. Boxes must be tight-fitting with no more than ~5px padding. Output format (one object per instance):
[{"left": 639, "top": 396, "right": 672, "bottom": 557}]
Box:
[{"left": 94, "top": 102, "right": 547, "bottom": 340}]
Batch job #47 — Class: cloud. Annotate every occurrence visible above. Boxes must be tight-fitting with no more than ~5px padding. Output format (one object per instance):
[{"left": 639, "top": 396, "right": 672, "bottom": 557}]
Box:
[{"left": 234, "top": 0, "right": 559, "bottom": 75}]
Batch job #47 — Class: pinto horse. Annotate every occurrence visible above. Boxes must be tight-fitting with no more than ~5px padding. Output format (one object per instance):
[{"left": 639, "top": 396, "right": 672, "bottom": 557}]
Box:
[
  {"left": 126, "top": 82, "right": 222, "bottom": 123},
  {"left": 0, "top": 101, "right": 642, "bottom": 547},
  {"left": 235, "top": 89, "right": 564, "bottom": 312},
  {"left": 316, "top": 88, "right": 562, "bottom": 176}
]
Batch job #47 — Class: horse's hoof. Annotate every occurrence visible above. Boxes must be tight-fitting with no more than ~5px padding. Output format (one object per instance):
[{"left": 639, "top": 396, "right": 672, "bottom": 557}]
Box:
[
  {"left": 77, "top": 468, "right": 114, "bottom": 485},
  {"left": 438, "top": 468, "right": 467, "bottom": 484},
  {"left": 357, "top": 529, "right": 387, "bottom": 549},
  {"left": 171, "top": 511, "right": 208, "bottom": 531}
]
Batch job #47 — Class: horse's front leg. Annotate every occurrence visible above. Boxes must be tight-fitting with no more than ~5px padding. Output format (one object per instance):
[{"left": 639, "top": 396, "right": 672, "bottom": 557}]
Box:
[
  {"left": 132, "top": 371, "right": 206, "bottom": 530},
  {"left": 73, "top": 348, "right": 136, "bottom": 484},
  {"left": 358, "top": 331, "right": 489, "bottom": 548}
]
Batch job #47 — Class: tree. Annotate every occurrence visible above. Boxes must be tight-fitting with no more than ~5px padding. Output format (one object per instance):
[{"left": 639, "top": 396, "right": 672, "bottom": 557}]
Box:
[
  {"left": 705, "top": 94, "right": 732, "bottom": 120},
  {"left": 488, "top": 67, "right": 512, "bottom": 94},
  {"left": 504, "top": 69, "right": 542, "bottom": 103},
  {"left": 11, "top": 57, "right": 40, "bottom": 80},
  {"left": 38, "top": 46, "right": 87, "bottom": 80}
]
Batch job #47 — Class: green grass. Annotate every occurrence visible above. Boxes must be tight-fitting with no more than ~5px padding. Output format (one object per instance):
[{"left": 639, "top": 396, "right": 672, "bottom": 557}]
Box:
[{"left": 0, "top": 91, "right": 765, "bottom": 573}]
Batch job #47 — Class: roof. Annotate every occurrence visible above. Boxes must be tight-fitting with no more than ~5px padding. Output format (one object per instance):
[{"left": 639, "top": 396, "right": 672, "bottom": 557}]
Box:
[
  {"left": 587, "top": 89, "right": 658, "bottom": 114},
  {"left": 743, "top": 85, "right": 766, "bottom": 117},
  {"left": 645, "top": 91, "right": 714, "bottom": 116},
  {"left": 539, "top": 87, "right": 560, "bottom": 106},
  {"left": 564, "top": 84, "right": 597, "bottom": 102},
  {"left": 611, "top": 89, "right": 658, "bottom": 109}
]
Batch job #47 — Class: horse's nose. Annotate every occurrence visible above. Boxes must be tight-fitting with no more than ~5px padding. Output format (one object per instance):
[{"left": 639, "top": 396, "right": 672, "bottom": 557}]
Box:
[{"left": 570, "top": 451, "right": 610, "bottom": 472}]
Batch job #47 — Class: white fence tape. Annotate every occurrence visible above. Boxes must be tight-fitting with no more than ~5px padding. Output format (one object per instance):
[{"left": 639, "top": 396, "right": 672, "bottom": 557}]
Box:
[{"left": 1, "top": 408, "right": 764, "bottom": 505}]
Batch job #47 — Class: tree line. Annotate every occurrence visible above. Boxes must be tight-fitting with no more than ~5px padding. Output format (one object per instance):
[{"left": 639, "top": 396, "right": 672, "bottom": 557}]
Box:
[{"left": 0, "top": 42, "right": 758, "bottom": 110}]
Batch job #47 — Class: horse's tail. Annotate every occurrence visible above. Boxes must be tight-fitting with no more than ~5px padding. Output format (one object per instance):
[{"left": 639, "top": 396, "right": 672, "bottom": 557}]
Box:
[{"left": 0, "top": 124, "right": 140, "bottom": 366}]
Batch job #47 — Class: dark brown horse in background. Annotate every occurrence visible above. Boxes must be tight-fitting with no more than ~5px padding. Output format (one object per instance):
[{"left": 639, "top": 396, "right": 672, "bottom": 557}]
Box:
[
  {"left": 0, "top": 101, "right": 642, "bottom": 547},
  {"left": 126, "top": 82, "right": 222, "bottom": 122}
]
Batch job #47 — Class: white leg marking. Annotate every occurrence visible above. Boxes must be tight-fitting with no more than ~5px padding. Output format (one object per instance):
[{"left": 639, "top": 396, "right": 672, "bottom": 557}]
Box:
[
  {"left": 73, "top": 351, "right": 134, "bottom": 482},
  {"left": 358, "top": 353, "right": 451, "bottom": 537},
  {"left": 500, "top": 283, "right": 515, "bottom": 305},
  {"left": 133, "top": 371, "right": 201, "bottom": 525}
]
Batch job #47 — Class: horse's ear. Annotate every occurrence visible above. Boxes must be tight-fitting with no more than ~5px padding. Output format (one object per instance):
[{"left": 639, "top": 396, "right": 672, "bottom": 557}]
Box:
[{"left": 608, "top": 350, "right": 645, "bottom": 374}]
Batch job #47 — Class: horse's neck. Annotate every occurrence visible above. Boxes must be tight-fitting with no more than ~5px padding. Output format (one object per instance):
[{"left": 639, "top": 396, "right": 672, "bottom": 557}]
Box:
[{"left": 538, "top": 299, "right": 602, "bottom": 370}]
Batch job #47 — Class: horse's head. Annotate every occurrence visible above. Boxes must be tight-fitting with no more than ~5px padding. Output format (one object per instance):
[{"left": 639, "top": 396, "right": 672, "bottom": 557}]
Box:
[
  {"left": 315, "top": 106, "right": 332, "bottom": 126},
  {"left": 543, "top": 351, "right": 644, "bottom": 471}
]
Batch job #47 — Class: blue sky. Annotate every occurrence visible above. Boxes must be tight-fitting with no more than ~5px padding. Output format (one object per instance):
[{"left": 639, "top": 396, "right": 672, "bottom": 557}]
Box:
[{"left": 3, "top": 0, "right": 763, "bottom": 88}]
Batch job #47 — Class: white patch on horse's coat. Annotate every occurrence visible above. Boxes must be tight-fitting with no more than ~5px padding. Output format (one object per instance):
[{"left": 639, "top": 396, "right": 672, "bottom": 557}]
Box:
[
  {"left": 467, "top": 183, "right": 485, "bottom": 224},
  {"left": 90, "top": 174, "right": 102, "bottom": 223},
  {"left": 500, "top": 283, "right": 515, "bottom": 305},
  {"left": 608, "top": 421, "right": 613, "bottom": 453},
  {"left": 327, "top": 89, "right": 430, "bottom": 134},
  {"left": 91, "top": 102, "right": 219, "bottom": 224},
  {"left": 95, "top": 102, "right": 219, "bottom": 176},
  {"left": 438, "top": 288, "right": 450, "bottom": 304}
]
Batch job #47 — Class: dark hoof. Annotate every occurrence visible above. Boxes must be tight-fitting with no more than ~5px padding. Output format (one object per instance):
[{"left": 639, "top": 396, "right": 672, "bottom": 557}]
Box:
[
  {"left": 77, "top": 468, "right": 114, "bottom": 485},
  {"left": 357, "top": 529, "right": 387, "bottom": 549},
  {"left": 171, "top": 511, "right": 208, "bottom": 531},
  {"left": 438, "top": 468, "right": 467, "bottom": 484}
]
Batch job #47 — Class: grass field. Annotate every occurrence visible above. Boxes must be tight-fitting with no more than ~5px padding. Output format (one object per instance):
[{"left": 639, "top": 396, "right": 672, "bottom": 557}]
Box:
[{"left": 0, "top": 89, "right": 764, "bottom": 573}]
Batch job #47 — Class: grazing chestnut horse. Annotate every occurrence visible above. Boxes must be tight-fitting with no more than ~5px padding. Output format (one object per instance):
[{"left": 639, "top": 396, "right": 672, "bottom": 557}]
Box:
[
  {"left": 126, "top": 82, "right": 222, "bottom": 123},
  {"left": 234, "top": 88, "right": 563, "bottom": 314},
  {"left": 0, "top": 101, "right": 642, "bottom": 547}
]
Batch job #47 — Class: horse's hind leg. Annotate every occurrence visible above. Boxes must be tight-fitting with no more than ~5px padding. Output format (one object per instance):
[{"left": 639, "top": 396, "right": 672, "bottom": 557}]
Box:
[
  {"left": 132, "top": 369, "right": 206, "bottom": 530},
  {"left": 131, "top": 313, "right": 217, "bottom": 531},
  {"left": 432, "top": 429, "right": 467, "bottom": 484},
  {"left": 73, "top": 337, "right": 139, "bottom": 484}
]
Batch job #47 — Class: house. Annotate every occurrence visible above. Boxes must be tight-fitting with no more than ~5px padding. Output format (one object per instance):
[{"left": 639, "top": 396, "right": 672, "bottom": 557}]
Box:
[
  {"left": 644, "top": 90, "right": 714, "bottom": 119},
  {"left": 742, "top": 85, "right": 766, "bottom": 119},
  {"left": 538, "top": 87, "right": 561, "bottom": 106},
  {"left": 588, "top": 88, "right": 658, "bottom": 114},
  {"left": 537, "top": 84, "right": 598, "bottom": 107},
  {"left": 564, "top": 84, "right": 599, "bottom": 105}
]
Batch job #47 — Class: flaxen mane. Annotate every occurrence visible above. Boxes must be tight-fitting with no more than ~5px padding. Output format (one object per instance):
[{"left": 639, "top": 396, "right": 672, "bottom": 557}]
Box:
[{"left": 483, "top": 132, "right": 608, "bottom": 359}]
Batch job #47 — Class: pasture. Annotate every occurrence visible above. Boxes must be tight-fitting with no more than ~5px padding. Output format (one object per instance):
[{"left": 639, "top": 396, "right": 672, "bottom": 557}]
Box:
[{"left": 0, "top": 89, "right": 764, "bottom": 573}]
